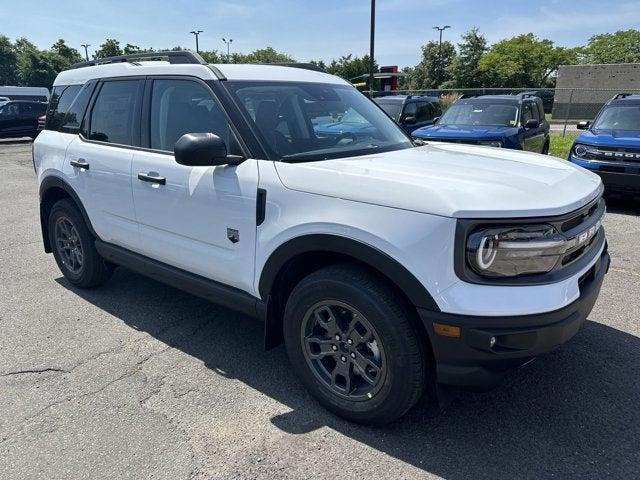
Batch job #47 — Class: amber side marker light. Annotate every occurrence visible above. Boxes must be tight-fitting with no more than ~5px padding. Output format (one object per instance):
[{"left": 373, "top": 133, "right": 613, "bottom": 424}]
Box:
[{"left": 433, "top": 323, "right": 461, "bottom": 338}]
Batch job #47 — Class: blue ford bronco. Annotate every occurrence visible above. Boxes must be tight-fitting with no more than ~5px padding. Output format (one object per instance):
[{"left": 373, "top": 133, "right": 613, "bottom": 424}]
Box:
[
  {"left": 569, "top": 93, "right": 640, "bottom": 195},
  {"left": 412, "top": 93, "right": 550, "bottom": 153}
]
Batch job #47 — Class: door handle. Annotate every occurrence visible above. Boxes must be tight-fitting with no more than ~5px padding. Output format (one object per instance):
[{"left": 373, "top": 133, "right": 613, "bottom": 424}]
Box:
[
  {"left": 70, "top": 158, "right": 90, "bottom": 170},
  {"left": 138, "top": 172, "right": 166, "bottom": 185}
]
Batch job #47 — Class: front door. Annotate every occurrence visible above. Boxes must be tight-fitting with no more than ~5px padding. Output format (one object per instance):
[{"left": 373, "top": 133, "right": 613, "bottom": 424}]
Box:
[
  {"left": 521, "top": 100, "right": 545, "bottom": 152},
  {"left": 131, "top": 78, "right": 259, "bottom": 294}
]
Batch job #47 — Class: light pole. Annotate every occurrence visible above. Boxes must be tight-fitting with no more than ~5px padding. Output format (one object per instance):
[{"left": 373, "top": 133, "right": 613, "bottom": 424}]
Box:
[
  {"left": 368, "top": 0, "right": 376, "bottom": 94},
  {"left": 432, "top": 25, "right": 450, "bottom": 86},
  {"left": 222, "top": 38, "right": 233, "bottom": 61},
  {"left": 81, "top": 44, "right": 90, "bottom": 61},
  {"left": 190, "top": 30, "right": 203, "bottom": 53}
]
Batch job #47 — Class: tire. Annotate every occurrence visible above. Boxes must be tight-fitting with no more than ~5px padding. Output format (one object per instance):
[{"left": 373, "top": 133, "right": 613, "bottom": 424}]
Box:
[
  {"left": 283, "top": 264, "right": 428, "bottom": 425},
  {"left": 48, "top": 198, "right": 113, "bottom": 288}
]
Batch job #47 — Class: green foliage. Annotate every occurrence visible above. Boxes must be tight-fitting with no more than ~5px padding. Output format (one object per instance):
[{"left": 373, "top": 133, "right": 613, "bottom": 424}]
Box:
[
  {"left": 405, "top": 40, "right": 456, "bottom": 89},
  {"left": 549, "top": 132, "right": 577, "bottom": 159},
  {"left": 94, "top": 38, "right": 123, "bottom": 58},
  {"left": 200, "top": 46, "right": 293, "bottom": 64},
  {"left": 478, "top": 33, "right": 577, "bottom": 87},
  {"left": 581, "top": 30, "right": 640, "bottom": 64},
  {"left": 324, "top": 54, "right": 377, "bottom": 83},
  {"left": 0, "top": 35, "right": 17, "bottom": 85},
  {"left": 51, "top": 39, "right": 82, "bottom": 63},
  {"left": 444, "top": 28, "right": 488, "bottom": 88}
]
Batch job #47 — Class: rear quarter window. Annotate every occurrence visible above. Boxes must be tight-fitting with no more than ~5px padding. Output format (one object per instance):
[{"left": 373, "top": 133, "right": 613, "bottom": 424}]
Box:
[{"left": 46, "top": 85, "right": 82, "bottom": 131}]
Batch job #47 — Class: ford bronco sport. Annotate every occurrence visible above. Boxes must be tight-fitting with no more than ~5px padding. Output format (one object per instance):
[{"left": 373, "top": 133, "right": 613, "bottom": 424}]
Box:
[{"left": 33, "top": 51, "right": 609, "bottom": 425}]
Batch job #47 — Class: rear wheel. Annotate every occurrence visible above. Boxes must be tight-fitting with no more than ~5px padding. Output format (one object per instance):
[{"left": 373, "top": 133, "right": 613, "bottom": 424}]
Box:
[
  {"left": 48, "top": 198, "right": 113, "bottom": 288},
  {"left": 283, "top": 264, "right": 428, "bottom": 425}
]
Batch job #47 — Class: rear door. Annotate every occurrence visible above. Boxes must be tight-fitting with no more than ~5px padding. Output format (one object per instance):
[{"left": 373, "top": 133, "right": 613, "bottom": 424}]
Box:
[
  {"left": 17, "top": 102, "right": 45, "bottom": 136},
  {"left": 64, "top": 78, "right": 144, "bottom": 250}
]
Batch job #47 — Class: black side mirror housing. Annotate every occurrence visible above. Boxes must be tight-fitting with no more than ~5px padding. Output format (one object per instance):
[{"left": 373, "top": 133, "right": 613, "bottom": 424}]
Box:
[
  {"left": 403, "top": 116, "right": 417, "bottom": 125},
  {"left": 524, "top": 118, "right": 540, "bottom": 129},
  {"left": 577, "top": 121, "right": 590, "bottom": 130},
  {"left": 174, "top": 133, "right": 243, "bottom": 167},
  {"left": 432, "top": 116, "right": 440, "bottom": 124}
]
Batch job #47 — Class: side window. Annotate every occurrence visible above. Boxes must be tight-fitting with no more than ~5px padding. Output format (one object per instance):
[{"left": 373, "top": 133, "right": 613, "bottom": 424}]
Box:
[
  {"left": 415, "top": 102, "right": 435, "bottom": 122},
  {"left": 61, "top": 82, "right": 94, "bottom": 133},
  {"left": 521, "top": 102, "right": 534, "bottom": 124},
  {"left": 529, "top": 101, "right": 540, "bottom": 121},
  {"left": 46, "top": 85, "right": 81, "bottom": 131},
  {"left": 89, "top": 80, "right": 143, "bottom": 146},
  {"left": 149, "top": 79, "right": 235, "bottom": 152},
  {"left": 402, "top": 102, "right": 417, "bottom": 119}
]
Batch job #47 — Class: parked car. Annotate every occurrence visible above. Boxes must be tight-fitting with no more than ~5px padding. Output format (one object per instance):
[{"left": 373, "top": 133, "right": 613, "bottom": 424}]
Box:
[
  {"left": 373, "top": 95, "right": 441, "bottom": 134},
  {"left": 569, "top": 93, "right": 640, "bottom": 195},
  {"left": 520, "top": 89, "right": 554, "bottom": 114},
  {"left": 0, "top": 86, "right": 50, "bottom": 102},
  {"left": 413, "top": 94, "right": 551, "bottom": 154},
  {"left": 0, "top": 100, "right": 48, "bottom": 139},
  {"left": 34, "top": 51, "right": 608, "bottom": 425}
]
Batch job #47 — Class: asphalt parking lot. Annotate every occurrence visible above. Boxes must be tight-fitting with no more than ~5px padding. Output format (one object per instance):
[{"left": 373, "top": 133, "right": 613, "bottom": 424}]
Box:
[{"left": 0, "top": 141, "right": 638, "bottom": 480}]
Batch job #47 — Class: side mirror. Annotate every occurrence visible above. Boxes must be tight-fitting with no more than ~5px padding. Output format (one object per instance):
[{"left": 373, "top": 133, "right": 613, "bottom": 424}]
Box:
[
  {"left": 174, "top": 133, "right": 243, "bottom": 167},
  {"left": 577, "top": 121, "right": 590, "bottom": 130},
  {"left": 524, "top": 118, "right": 540, "bottom": 129},
  {"left": 402, "top": 116, "right": 417, "bottom": 125},
  {"left": 432, "top": 116, "right": 440, "bottom": 124}
]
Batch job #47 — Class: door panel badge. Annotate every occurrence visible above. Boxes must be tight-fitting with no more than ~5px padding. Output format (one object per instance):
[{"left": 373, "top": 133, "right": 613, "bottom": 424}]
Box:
[{"left": 227, "top": 228, "right": 240, "bottom": 244}]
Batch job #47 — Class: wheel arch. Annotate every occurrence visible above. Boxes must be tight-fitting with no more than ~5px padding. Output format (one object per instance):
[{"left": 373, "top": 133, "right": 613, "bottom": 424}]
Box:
[
  {"left": 259, "top": 234, "right": 440, "bottom": 349},
  {"left": 39, "top": 176, "right": 96, "bottom": 253}
]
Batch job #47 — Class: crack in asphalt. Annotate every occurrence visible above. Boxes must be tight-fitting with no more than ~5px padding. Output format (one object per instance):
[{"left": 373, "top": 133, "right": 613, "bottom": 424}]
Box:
[{"left": 0, "top": 368, "right": 69, "bottom": 377}]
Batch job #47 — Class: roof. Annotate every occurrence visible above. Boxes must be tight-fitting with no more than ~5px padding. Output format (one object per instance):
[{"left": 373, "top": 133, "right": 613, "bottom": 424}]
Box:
[
  {"left": 374, "top": 95, "right": 439, "bottom": 103},
  {"left": 54, "top": 61, "right": 348, "bottom": 87}
]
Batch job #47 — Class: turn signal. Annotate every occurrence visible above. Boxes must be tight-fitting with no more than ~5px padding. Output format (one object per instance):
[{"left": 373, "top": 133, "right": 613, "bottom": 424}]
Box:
[{"left": 433, "top": 323, "right": 461, "bottom": 338}]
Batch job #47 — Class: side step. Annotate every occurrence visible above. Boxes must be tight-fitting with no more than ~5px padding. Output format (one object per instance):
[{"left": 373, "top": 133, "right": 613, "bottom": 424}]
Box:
[{"left": 95, "top": 240, "right": 267, "bottom": 321}]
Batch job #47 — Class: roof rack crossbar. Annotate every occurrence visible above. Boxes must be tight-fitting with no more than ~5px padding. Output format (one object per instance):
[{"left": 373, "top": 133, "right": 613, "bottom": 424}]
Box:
[{"left": 69, "top": 50, "right": 207, "bottom": 70}]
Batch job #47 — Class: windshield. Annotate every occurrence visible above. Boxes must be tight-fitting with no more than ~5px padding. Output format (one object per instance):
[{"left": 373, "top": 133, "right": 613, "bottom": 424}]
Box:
[
  {"left": 440, "top": 102, "right": 519, "bottom": 127},
  {"left": 375, "top": 101, "right": 402, "bottom": 121},
  {"left": 224, "top": 81, "right": 412, "bottom": 162},
  {"left": 593, "top": 105, "right": 640, "bottom": 131}
]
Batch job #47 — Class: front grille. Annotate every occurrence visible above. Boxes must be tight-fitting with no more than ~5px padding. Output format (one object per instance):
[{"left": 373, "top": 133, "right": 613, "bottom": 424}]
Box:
[
  {"left": 555, "top": 197, "right": 605, "bottom": 269},
  {"left": 580, "top": 145, "right": 640, "bottom": 164}
]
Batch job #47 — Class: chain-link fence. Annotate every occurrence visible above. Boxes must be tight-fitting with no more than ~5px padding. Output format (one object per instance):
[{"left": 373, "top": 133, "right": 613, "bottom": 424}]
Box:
[{"left": 370, "top": 87, "right": 640, "bottom": 137}]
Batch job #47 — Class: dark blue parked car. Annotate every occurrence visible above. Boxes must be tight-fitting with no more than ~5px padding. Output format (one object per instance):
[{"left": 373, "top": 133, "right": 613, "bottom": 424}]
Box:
[
  {"left": 373, "top": 95, "right": 441, "bottom": 134},
  {"left": 569, "top": 93, "right": 640, "bottom": 195},
  {"left": 412, "top": 94, "right": 550, "bottom": 154}
]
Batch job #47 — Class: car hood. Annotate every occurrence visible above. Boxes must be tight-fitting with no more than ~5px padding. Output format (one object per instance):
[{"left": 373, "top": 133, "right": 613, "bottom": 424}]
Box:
[
  {"left": 274, "top": 144, "right": 602, "bottom": 218},
  {"left": 578, "top": 129, "right": 640, "bottom": 147},
  {"left": 412, "top": 124, "right": 519, "bottom": 140}
]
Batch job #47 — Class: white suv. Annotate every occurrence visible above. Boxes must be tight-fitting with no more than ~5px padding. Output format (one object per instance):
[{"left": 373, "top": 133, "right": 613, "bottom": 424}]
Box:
[{"left": 34, "top": 51, "right": 609, "bottom": 425}]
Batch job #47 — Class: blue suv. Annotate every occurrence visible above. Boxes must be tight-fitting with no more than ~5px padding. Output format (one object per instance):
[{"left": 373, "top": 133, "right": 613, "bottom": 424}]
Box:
[
  {"left": 412, "top": 94, "right": 550, "bottom": 154},
  {"left": 569, "top": 93, "right": 640, "bottom": 194}
]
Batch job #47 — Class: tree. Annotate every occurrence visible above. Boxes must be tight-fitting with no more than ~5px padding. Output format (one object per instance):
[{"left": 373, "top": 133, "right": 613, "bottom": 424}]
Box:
[
  {"left": 325, "top": 54, "right": 377, "bottom": 82},
  {"left": 581, "top": 29, "right": 640, "bottom": 64},
  {"left": 444, "top": 28, "right": 488, "bottom": 88},
  {"left": 478, "top": 33, "right": 577, "bottom": 87},
  {"left": 51, "top": 39, "right": 82, "bottom": 64},
  {"left": 16, "top": 49, "right": 66, "bottom": 88},
  {"left": 199, "top": 49, "right": 224, "bottom": 63},
  {"left": 242, "top": 47, "right": 295, "bottom": 63},
  {"left": 0, "top": 35, "right": 17, "bottom": 85},
  {"left": 406, "top": 40, "right": 456, "bottom": 89},
  {"left": 94, "top": 38, "right": 123, "bottom": 58}
]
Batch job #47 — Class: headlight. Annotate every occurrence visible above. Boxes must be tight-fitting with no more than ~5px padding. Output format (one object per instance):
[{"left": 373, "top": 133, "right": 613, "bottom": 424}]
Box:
[
  {"left": 466, "top": 224, "right": 566, "bottom": 277},
  {"left": 478, "top": 140, "right": 503, "bottom": 148},
  {"left": 573, "top": 143, "right": 598, "bottom": 158}
]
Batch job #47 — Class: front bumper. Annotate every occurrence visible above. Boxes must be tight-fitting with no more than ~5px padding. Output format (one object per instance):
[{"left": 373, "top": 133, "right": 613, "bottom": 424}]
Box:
[
  {"left": 570, "top": 155, "right": 640, "bottom": 194},
  {"left": 418, "top": 245, "right": 610, "bottom": 390}
]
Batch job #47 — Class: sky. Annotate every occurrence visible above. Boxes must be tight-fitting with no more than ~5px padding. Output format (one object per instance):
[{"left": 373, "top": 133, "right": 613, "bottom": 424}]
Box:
[{"left": 1, "top": 0, "right": 639, "bottom": 67}]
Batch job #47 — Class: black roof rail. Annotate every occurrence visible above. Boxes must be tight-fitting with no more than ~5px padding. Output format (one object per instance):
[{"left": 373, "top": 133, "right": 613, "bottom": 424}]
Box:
[
  {"left": 612, "top": 93, "right": 633, "bottom": 100},
  {"left": 459, "top": 93, "right": 481, "bottom": 99},
  {"left": 267, "top": 63, "right": 326, "bottom": 72},
  {"left": 68, "top": 50, "right": 206, "bottom": 70}
]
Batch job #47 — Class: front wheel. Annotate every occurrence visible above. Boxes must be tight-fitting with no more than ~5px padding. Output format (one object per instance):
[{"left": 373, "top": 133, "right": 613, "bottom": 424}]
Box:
[{"left": 283, "top": 264, "right": 428, "bottom": 425}]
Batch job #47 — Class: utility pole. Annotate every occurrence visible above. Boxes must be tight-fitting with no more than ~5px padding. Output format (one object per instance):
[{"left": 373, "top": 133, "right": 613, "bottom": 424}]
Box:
[
  {"left": 81, "top": 44, "right": 90, "bottom": 61},
  {"left": 222, "top": 38, "right": 233, "bottom": 61},
  {"left": 190, "top": 30, "right": 203, "bottom": 53},
  {"left": 368, "top": 0, "right": 376, "bottom": 94},
  {"left": 432, "top": 25, "right": 450, "bottom": 86}
]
